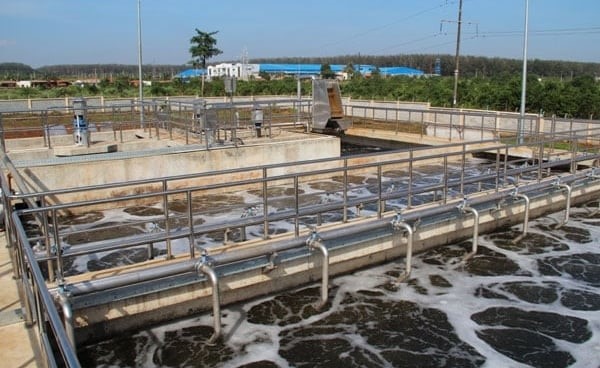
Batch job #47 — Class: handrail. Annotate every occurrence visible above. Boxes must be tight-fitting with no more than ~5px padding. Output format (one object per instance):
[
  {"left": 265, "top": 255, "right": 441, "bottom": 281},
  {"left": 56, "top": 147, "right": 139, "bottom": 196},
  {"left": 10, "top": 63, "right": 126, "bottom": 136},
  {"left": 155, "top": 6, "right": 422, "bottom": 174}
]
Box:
[
  {"left": 12, "top": 136, "right": 600, "bottom": 278},
  {"left": 3, "top": 98, "right": 600, "bottom": 367},
  {"left": 3, "top": 165, "right": 594, "bottom": 367},
  {"left": 58, "top": 171, "right": 597, "bottom": 299},
  {"left": 11, "top": 212, "right": 81, "bottom": 368}
]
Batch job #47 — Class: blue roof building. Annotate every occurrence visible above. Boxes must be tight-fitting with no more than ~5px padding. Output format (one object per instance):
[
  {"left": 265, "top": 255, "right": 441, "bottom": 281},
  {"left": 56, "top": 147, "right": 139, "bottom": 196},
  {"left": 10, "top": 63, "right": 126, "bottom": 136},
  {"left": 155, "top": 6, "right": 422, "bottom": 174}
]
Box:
[
  {"left": 256, "top": 64, "right": 423, "bottom": 77},
  {"left": 174, "top": 69, "right": 207, "bottom": 79},
  {"left": 174, "top": 63, "right": 424, "bottom": 80},
  {"left": 379, "top": 66, "right": 424, "bottom": 77}
]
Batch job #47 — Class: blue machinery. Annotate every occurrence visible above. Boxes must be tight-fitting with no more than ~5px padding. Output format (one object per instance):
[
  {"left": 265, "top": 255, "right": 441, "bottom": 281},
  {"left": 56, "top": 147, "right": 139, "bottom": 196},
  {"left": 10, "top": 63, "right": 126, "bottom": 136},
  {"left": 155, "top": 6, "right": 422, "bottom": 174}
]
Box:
[
  {"left": 72, "top": 99, "right": 90, "bottom": 146},
  {"left": 2, "top": 108, "right": 600, "bottom": 367}
]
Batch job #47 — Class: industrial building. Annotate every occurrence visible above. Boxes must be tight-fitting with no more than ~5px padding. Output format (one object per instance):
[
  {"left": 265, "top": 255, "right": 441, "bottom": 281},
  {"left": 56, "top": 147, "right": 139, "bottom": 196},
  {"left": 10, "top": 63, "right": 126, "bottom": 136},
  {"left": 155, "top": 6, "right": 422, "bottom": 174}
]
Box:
[{"left": 175, "top": 63, "right": 424, "bottom": 81}]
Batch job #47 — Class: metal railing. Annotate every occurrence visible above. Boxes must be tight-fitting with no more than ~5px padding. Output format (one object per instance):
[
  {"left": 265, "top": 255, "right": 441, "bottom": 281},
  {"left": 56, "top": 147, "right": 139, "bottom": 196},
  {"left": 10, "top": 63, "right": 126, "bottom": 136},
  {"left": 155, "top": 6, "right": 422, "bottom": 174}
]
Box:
[
  {"left": 0, "top": 98, "right": 312, "bottom": 152},
  {"left": 344, "top": 103, "right": 600, "bottom": 144},
  {"left": 1, "top": 102, "right": 600, "bottom": 367},
  {"left": 8, "top": 127, "right": 600, "bottom": 279}
]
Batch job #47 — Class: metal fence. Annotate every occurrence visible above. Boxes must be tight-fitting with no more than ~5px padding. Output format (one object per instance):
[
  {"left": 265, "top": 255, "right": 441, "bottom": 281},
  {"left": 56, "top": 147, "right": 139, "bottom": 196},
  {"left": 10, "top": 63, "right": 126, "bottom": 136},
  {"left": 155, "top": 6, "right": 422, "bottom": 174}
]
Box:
[
  {"left": 2, "top": 99, "right": 600, "bottom": 367},
  {"left": 0, "top": 97, "right": 312, "bottom": 152}
]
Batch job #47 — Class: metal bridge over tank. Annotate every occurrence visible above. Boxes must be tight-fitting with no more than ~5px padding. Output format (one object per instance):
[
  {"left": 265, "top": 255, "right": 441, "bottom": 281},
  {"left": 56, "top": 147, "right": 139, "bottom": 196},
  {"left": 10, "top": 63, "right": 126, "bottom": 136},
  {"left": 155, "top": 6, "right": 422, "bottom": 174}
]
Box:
[{"left": 1, "top": 97, "right": 600, "bottom": 367}]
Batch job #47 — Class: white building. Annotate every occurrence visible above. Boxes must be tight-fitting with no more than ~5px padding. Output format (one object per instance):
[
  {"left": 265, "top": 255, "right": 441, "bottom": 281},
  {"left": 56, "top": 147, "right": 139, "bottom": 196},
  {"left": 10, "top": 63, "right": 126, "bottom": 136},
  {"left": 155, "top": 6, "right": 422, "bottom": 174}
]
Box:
[{"left": 207, "top": 63, "right": 259, "bottom": 81}]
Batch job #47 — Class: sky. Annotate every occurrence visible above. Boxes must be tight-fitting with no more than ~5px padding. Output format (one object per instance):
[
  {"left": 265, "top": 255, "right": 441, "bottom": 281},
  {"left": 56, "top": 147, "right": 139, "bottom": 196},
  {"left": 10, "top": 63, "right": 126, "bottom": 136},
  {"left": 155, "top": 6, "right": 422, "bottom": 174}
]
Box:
[{"left": 1, "top": 0, "right": 599, "bottom": 68}]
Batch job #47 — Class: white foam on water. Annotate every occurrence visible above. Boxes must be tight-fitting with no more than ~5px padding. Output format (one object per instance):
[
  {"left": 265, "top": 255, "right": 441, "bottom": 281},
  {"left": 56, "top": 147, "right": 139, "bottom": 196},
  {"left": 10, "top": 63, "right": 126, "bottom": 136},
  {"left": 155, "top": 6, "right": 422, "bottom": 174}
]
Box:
[
  {"left": 197, "top": 208, "right": 599, "bottom": 367},
  {"left": 72, "top": 162, "right": 600, "bottom": 366}
]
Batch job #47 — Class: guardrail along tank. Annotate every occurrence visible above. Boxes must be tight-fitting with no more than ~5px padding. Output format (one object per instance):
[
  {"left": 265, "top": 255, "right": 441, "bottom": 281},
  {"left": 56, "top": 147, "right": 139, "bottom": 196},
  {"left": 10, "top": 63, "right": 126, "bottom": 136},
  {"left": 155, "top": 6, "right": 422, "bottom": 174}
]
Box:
[{"left": 311, "top": 79, "right": 351, "bottom": 135}]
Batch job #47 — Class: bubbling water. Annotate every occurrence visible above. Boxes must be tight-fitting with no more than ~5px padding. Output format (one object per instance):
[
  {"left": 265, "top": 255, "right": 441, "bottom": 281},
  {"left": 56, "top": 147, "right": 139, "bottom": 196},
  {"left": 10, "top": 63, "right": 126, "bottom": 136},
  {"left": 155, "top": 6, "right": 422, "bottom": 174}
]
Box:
[
  {"left": 68, "top": 158, "right": 600, "bottom": 367},
  {"left": 77, "top": 205, "right": 600, "bottom": 368}
]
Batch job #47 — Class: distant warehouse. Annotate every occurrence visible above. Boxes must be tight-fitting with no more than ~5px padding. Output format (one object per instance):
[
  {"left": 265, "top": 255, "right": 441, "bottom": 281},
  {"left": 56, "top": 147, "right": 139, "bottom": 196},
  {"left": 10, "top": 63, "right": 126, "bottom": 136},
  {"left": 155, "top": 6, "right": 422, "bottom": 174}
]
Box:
[{"left": 175, "top": 63, "right": 424, "bottom": 81}]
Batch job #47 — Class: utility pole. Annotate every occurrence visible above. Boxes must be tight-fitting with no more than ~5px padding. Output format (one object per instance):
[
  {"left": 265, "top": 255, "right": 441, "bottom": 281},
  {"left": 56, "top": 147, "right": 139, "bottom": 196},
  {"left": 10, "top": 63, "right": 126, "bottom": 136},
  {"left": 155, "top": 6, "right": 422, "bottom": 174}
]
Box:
[
  {"left": 518, "top": 0, "right": 530, "bottom": 144},
  {"left": 452, "top": 0, "right": 463, "bottom": 108},
  {"left": 137, "top": 0, "right": 144, "bottom": 128}
]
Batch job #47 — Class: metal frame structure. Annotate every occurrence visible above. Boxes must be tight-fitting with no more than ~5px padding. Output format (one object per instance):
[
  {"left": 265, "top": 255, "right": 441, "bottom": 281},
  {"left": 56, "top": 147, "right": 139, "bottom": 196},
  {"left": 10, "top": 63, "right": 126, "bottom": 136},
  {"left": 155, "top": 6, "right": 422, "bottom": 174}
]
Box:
[{"left": 1, "top": 101, "right": 600, "bottom": 367}]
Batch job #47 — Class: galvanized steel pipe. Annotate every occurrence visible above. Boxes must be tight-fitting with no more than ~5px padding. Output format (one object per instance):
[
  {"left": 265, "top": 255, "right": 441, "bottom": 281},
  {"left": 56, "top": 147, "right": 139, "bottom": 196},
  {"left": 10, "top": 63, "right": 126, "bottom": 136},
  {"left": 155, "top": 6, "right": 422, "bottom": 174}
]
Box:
[
  {"left": 390, "top": 216, "right": 414, "bottom": 282},
  {"left": 65, "top": 172, "right": 595, "bottom": 298},
  {"left": 555, "top": 183, "right": 572, "bottom": 228},
  {"left": 458, "top": 202, "right": 479, "bottom": 260},
  {"left": 512, "top": 191, "right": 530, "bottom": 243},
  {"left": 57, "top": 287, "right": 75, "bottom": 350},
  {"left": 195, "top": 260, "right": 221, "bottom": 344},
  {"left": 306, "top": 231, "right": 329, "bottom": 309}
]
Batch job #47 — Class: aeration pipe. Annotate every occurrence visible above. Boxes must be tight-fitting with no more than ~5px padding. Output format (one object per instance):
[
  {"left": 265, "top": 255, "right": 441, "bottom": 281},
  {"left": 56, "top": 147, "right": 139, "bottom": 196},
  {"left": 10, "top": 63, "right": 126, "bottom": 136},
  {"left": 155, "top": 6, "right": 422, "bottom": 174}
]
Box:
[
  {"left": 306, "top": 230, "right": 329, "bottom": 309},
  {"left": 390, "top": 214, "right": 414, "bottom": 282},
  {"left": 57, "top": 286, "right": 75, "bottom": 350},
  {"left": 458, "top": 200, "right": 479, "bottom": 260},
  {"left": 62, "top": 171, "right": 597, "bottom": 298},
  {"left": 554, "top": 180, "right": 572, "bottom": 228},
  {"left": 195, "top": 255, "right": 221, "bottom": 344},
  {"left": 512, "top": 189, "right": 530, "bottom": 243}
]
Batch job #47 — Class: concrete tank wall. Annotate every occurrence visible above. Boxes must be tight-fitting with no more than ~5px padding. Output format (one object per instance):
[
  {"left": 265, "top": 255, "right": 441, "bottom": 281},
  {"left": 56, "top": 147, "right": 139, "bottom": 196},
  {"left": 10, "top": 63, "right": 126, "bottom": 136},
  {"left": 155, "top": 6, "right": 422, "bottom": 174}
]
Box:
[{"left": 14, "top": 133, "right": 340, "bottom": 205}]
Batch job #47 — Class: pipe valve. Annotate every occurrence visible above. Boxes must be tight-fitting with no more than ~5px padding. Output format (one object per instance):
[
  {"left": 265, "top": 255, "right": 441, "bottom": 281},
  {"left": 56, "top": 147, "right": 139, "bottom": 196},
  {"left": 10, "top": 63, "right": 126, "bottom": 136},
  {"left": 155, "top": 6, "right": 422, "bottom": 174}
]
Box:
[
  {"left": 198, "top": 248, "right": 214, "bottom": 268},
  {"left": 553, "top": 176, "right": 563, "bottom": 187},
  {"left": 391, "top": 212, "right": 415, "bottom": 232},
  {"left": 456, "top": 197, "right": 469, "bottom": 213},
  {"left": 306, "top": 229, "right": 323, "bottom": 249}
]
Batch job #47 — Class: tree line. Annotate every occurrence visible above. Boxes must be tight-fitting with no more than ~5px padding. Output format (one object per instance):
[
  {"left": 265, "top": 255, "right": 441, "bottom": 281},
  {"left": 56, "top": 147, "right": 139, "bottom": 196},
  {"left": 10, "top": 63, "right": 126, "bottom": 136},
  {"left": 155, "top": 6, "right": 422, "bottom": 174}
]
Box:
[
  {"left": 2, "top": 73, "right": 598, "bottom": 120},
  {"left": 253, "top": 54, "right": 600, "bottom": 78},
  {"left": 0, "top": 63, "right": 185, "bottom": 80},
  {"left": 2, "top": 54, "right": 600, "bottom": 80}
]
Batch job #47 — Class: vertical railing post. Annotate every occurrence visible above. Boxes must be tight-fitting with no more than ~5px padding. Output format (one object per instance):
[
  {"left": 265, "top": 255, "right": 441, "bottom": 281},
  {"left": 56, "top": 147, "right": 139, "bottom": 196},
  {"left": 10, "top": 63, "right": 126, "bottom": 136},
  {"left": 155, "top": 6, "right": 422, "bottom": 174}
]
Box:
[
  {"left": 162, "top": 180, "right": 172, "bottom": 259},
  {"left": 262, "top": 168, "right": 269, "bottom": 239},
  {"left": 187, "top": 190, "right": 195, "bottom": 258},
  {"left": 343, "top": 159, "right": 348, "bottom": 222},
  {"left": 408, "top": 150, "right": 414, "bottom": 208},
  {"left": 377, "top": 165, "right": 383, "bottom": 218},
  {"left": 537, "top": 141, "right": 544, "bottom": 181},
  {"left": 294, "top": 176, "right": 300, "bottom": 237},
  {"left": 442, "top": 156, "right": 449, "bottom": 204},
  {"left": 503, "top": 146, "right": 509, "bottom": 187},
  {"left": 460, "top": 143, "right": 466, "bottom": 195},
  {"left": 40, "top": 197, "right": 54, "bottom": 282},
  {"left": 51, "top": 209, "right": 63, "bottom": 283}
]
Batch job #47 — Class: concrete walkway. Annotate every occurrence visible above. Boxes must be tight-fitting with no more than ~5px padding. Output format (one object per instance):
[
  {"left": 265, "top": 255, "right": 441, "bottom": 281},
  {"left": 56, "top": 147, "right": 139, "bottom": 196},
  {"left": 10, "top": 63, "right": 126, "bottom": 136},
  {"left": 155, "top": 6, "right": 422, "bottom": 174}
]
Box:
[{"left": 0, "top": 235, "right": 41, "bottom": 368}]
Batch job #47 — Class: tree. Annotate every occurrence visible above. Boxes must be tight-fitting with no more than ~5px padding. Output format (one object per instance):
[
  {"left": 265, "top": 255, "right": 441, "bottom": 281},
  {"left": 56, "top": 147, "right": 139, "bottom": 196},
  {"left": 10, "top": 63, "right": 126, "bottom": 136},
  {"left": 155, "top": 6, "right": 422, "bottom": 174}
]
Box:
[
  {"left": 320, "top": 63, "right": 336, "bottom": 79},
  {"left": 189, "top": 29, "right": 222, "bottom": 96}
]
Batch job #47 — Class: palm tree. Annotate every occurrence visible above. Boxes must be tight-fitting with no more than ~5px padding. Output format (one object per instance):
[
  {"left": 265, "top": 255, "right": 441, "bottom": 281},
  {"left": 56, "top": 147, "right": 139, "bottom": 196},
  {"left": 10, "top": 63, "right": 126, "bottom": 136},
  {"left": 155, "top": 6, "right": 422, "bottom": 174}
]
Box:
[{"left": 189, "top": 29, "right": 222, "bottom": 96}]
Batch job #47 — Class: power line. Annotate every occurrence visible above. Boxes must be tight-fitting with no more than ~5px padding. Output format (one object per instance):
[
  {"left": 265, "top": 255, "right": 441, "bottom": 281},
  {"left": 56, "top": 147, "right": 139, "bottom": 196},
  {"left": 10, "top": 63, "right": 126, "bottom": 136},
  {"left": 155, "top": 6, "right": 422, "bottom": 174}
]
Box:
[
  {"left": 375, "top": 26, "right": 600, "bottom": 55},
  {"left": 315, "top": 1, "right": 457, "bottom": 51}
]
